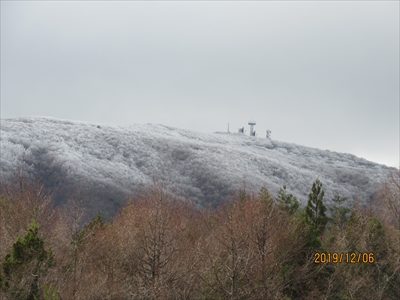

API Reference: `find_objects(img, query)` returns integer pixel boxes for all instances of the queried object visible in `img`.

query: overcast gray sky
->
[1,1,399,167]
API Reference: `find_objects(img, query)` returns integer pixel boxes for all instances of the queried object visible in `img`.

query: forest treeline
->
[0,171,399,300]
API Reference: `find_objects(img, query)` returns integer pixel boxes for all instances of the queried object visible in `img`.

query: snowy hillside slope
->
[0,117,394,218]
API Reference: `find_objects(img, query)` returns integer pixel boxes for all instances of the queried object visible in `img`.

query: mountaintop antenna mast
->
[248,120,256,136]
[266,129,271,139]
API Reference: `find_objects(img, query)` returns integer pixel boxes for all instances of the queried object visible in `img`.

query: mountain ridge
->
[0,117,394,219]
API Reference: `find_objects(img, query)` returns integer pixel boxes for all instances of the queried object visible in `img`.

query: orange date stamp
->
[314,252,375,264]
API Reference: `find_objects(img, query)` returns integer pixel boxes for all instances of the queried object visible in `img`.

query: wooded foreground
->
[0,171,399,300]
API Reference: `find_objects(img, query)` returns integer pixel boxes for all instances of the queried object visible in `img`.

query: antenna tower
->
[266,129,271,139]
[248,120,256,136]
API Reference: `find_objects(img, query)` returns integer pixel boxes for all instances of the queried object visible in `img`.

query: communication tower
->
[248,120,256,136]
[266,129,271,139]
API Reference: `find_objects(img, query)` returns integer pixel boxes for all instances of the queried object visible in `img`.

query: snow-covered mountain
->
[0,117,393,218]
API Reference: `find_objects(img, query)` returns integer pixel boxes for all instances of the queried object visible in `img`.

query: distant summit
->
[0,117,393,219]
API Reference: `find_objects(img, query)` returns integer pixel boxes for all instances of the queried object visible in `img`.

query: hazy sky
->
[1,1,399,167]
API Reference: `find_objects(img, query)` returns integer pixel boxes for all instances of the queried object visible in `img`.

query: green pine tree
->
[305,179,328,235]
[1,219,54,300]
[276,185,300,214]
[329,192,349,229]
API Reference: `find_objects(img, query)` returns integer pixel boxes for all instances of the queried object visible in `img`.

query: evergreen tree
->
[1,219,54,300]
[276,185,300,214]
[329,192,349,230]
[305,179,327,235]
